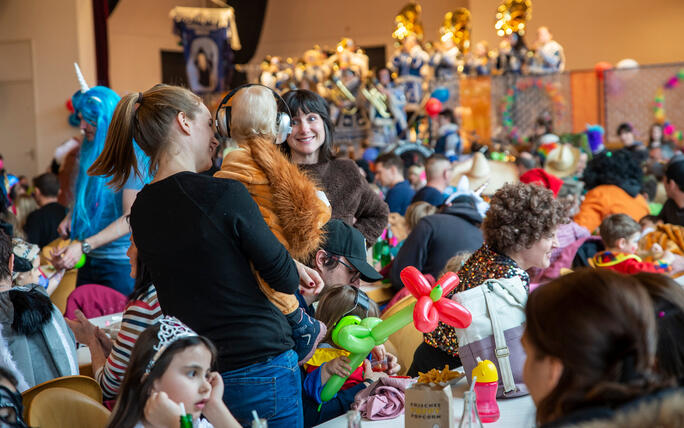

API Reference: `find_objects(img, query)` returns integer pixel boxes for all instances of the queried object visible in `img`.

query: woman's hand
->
[50,242,83,270]
[321,356,352,384]
[144,391,182,428]
[95,327,113,357]
[57,214,71,239]
[65,309,97,344]
[295,260,325,297]
[362,360,388,384]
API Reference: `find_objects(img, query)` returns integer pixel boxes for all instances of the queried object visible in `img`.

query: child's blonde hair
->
[405,201,437,231]
[229,85,278,141]
[13,195,37,230]
[440,251,473,276]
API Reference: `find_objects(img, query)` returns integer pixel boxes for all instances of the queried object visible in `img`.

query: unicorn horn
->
[74,62,89,93]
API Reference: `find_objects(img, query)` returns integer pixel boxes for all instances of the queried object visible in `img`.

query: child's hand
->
[206,372,224,407]
[321,356,352,384]
[651,243,663,255]
[371,345,386,362]
[362,360,388,384]
[144,391,182,428]
[203,372,241,427]
[386,352,401,375]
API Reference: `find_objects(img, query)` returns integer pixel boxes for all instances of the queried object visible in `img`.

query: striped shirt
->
[96,284,161,400]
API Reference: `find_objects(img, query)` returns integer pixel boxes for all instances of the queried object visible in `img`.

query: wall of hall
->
[107,0,684,91]
[0,0,95,177]
[107,0,203,94]
[469,0,684,70]
[254,0,467,69]
[107,0,468,92]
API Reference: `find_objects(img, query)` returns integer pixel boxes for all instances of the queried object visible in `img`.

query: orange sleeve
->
[574,188,605,233]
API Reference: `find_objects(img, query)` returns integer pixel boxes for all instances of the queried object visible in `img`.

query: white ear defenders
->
[214,83,293,144]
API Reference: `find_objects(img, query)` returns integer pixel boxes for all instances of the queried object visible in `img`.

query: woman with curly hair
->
[408,182,566,376]
[574,149,649,233]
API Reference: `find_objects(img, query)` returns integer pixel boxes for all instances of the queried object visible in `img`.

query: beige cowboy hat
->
[544,143,580,178]
[451,152,519,195]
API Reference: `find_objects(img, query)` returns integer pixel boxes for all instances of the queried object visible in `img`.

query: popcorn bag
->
[405,366,464,428]
[405,382,455,428]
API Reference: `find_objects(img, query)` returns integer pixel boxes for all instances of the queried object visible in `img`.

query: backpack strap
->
[482,281,516,394]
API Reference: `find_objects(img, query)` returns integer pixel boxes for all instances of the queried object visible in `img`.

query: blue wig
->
[71,86,150,241]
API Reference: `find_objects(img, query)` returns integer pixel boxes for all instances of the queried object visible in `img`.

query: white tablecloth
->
[314,377,536,427]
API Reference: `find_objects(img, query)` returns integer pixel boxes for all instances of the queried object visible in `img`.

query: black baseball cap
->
[322,220,383,282]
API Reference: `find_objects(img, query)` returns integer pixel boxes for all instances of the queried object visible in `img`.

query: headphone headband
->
[343,287,370,319]
[330,287,371,347]
[214,83,293,144]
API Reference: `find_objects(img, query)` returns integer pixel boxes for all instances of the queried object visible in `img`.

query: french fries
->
[416,365,464,384]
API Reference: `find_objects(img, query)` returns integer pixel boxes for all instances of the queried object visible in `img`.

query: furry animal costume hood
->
[215,136,330,260]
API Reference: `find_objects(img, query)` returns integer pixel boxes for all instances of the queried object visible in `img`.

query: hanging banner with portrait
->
[170,6,241,95]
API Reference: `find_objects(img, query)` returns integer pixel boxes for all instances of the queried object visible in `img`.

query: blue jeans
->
[76,256,134,296]
[222,350,303,428]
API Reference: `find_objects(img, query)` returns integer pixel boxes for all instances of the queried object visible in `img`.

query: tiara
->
[145,316,198,374]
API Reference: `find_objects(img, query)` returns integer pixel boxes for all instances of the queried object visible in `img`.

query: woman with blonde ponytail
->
[91,84,305,428]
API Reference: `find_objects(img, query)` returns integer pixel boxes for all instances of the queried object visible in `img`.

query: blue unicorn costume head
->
[70,64,150,242]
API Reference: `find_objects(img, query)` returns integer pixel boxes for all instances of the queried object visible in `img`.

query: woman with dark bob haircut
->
[523,269,683,427]
[574,149,649,233]
[281,89,388,243]
[409,182,566,376]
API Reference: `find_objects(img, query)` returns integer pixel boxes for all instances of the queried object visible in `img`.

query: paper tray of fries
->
[405,366,465,428]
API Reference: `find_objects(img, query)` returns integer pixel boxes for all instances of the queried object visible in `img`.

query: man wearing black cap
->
[660,155,684,227]
[297,220,382,310]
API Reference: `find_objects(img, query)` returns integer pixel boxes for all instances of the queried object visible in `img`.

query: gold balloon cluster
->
[440,7,471,53]
[393,2,424,41]
[495,0,532,37]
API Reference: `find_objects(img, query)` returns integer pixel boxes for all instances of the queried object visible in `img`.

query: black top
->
[23,202,67,247]
[130,172,299,372]
[657,199,684,227]
[390,198,484,291]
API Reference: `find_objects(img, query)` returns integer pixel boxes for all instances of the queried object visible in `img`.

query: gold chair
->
[22,375,102,422]
[40,237,78,313]
[380,295,422,375]
[49,269,78,313]
[27,387,110,428]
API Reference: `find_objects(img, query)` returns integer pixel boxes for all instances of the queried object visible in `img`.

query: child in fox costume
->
[215,85,331,363]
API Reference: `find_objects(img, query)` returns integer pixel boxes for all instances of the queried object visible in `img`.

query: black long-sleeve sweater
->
[130,172,298,372]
